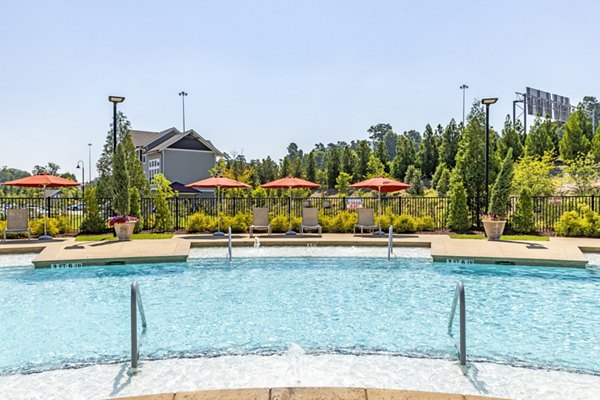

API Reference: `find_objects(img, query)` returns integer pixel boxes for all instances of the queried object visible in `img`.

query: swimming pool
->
[0,251,599,376]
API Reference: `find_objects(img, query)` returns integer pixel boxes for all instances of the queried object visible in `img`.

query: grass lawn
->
[450,233,549,241]
[76,233,174,241]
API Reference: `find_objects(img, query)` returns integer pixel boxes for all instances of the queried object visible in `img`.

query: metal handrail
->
[227,226,232,260]
[387,225,394,261]
[448,281,466,374]
[130,281,147,374]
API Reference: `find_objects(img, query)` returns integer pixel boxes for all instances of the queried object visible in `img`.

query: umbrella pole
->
[214,186,224,236]
[286,186,296,235]
[40,184,52,240]
[375,186,385,236]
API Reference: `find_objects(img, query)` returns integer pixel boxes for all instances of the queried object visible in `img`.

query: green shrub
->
[512,188,534,233]
[221,213,252,233]
[153,174,174,232]
[30,218,59,236]
[394,214,417,233]
[447,178,470,232]
[415,215,435,231]
[55,215,71,234]
[320,211,358,233]
[270,214,302,232]
[186,212,217,233]
[0,220,29,239]
[555,210,586,237]
[80,186,106,234]
[129,187,143,233]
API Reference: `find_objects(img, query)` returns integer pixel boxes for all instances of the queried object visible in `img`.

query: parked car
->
[67,203,84,211]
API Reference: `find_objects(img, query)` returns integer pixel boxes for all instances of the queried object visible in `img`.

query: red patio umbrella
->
[2,173,80,240]
[350,176,410,234]
[186,176,251,236]
[261,176,320,235]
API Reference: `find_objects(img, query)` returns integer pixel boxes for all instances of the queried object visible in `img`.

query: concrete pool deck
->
[115,387,506,400]
[0,233,595,268]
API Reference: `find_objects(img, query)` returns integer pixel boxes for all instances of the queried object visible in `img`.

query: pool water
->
[0,254,599,375]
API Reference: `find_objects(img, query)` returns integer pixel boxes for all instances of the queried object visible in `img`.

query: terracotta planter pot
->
[113,221,136,241]
[482,220,506,241]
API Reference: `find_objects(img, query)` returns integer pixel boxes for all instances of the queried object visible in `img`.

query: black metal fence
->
[0,195,595,233]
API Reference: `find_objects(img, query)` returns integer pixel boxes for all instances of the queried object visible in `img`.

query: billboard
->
[526,87,570,122]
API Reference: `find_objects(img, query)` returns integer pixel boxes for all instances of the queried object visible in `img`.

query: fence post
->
[593,195,596,213]
[174,197,180,230]
[46,196,51,219]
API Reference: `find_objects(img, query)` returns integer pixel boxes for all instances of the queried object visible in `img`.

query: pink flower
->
[109,215,138,227]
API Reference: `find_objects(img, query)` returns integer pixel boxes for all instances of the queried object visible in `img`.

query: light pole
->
[88,143,92,183]
[481,98,498,211]
[108,96,125,153]
[178,91,188,132]
[460,84,469,128]
[76,160,85,197]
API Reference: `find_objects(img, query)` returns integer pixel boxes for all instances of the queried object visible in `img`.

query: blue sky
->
[1,1,597,179]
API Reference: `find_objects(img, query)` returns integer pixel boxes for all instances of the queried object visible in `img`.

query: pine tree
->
[122,131,150,196]
[447,175,470,232]
[559,108,591,161]
[404,165,424,195]
[129,187,143,233]
[591,125,600,162]
[524,117,554,157]
[391,134,416,181]
[417,124,438,177]
[354,140,371,181]
[431,163,446,189]
[497,115,523,161]
[438,119,460,168]
[374,141,390,173]
[80,186,105,233]
[340,146,356,177]
[153,173,174,232]
[511,187,534,233]
[96,111,131,199]
[454,102,487,201]
[436,168,451,196]
[280,156,291,178]
[112,142,130,216]
[305,151,317,182]
[335,172,353,196]
[488,148,514,216]
[327,148,341,188]
[367,154,386,178]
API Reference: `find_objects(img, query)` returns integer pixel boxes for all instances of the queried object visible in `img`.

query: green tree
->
[524,117,554,157]
[340,146,356,177]
[280,156,291,178]
[129,187,143,233]
[367,123,393,142]
[511,187,534,234]
[391,134,416,181]
[497,115,523,161]
[383,130,398,159]
[590,125,600,162]
[374,141,390,173]
[152,173,175,232]
[436,168,451,196]
[431,163,446,189]
[404,165,424,195]
[335,172,353,196]
[559,108,591,161]
[354,140,371,181]
[488,148,514,216]
[326,148,341,188]
[122,131,150,196]
[454,102,487,200]
[564,154,598,195]
[438,119,460,168]
[447,175,470,232]
[367,154,386,178]
[96,111,131,198]
[305,151,317,182]
[512,153,556,196]
[112,142,130,216]
[79,186,105,233]
[417,124,438,177]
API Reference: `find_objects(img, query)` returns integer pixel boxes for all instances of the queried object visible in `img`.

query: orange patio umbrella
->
[2,172,80,240]
[186,176,251,236]
[350,176,410,235]
[261,176,320,235]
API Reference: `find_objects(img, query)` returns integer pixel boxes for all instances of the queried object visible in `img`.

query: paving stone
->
[174,388,270,400]
[114,393,175,400]
[366,389,464,400]
[271,387,366,400]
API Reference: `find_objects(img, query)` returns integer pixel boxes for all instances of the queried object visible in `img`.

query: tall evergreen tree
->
[447,174,470,232]
[497,115,523,161]
[305,151,317,182]
[122,132,150,196]
[488,148,514,216]
[280,156,291,178]
[417,124,439,177]
[340,146,356,177]
[326,148,341,188]
[96,111,131,198]
[438,119,460,168]
[524,117,554,157]
[112,142,130,216]
[559,108,591,161]
[374,141,390,173]
[367,123,393,142]
[354,140,371,181]
[391,134,416,181]
[383,130,398,159]
[405,166,424,195]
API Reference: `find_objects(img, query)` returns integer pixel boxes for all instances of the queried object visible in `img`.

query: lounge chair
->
[300,207,322,237]
[353,208,380,235]
[249,207,271,237]
[2,209,31,241]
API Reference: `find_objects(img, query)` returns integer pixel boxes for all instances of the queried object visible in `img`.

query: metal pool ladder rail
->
[130,281,147,374]
[227,226,232,260]
[448,281,467,374]
[387,225,394,260]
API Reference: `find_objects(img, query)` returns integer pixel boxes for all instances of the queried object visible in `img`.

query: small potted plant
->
[483,148,514,241]
[109,215,138,240]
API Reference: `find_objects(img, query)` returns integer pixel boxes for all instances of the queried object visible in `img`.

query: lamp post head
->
[108,96,125,104]
[179,91,188,97]
[460,84,469,90]
[482,98,498,106]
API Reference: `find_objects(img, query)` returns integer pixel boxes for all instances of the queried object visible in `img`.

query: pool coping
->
[0,234,596,268]
[113,387,507,400]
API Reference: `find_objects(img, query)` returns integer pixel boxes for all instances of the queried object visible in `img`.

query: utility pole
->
[179,91,188,132]
[460,84,469,128]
